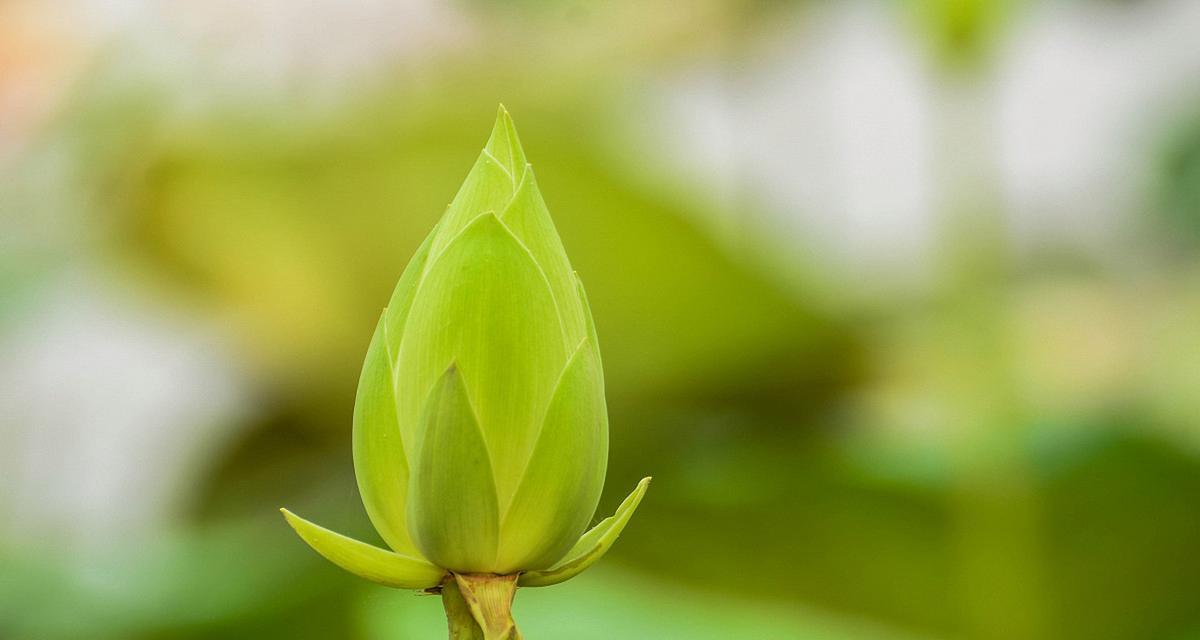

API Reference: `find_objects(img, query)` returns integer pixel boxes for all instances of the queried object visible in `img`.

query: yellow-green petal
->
[574,274,603,372]
[280,509,444,589]
[353,227,438,556]
[500,166,587,346]
[518,477,651,587]
[352,314,416,555]
[484,104,527,185]
[407,365,501,572]
[428,108,525,259]
[495,339,608,573]
[383,222,439,361]
[395,213,568,506]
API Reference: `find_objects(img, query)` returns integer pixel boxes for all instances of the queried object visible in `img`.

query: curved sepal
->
[517,476,651,587]
[495,339,608,573]
[280,509,444,589]
[407,365,501,572]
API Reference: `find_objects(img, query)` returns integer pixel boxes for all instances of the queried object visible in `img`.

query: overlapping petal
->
[501,167,587,346]
[394,212,568,506]
[428,107,526,260]
[351,314,416,555]
[495,338,608,573]
[408,365,501,572]
[518,477,651,587]
[283,107,649,590]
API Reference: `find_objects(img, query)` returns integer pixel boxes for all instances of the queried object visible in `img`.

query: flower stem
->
[441,573,522,640]
[442,577,484,639]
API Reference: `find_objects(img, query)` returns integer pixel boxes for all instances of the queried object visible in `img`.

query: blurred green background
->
[2,0,1199,638]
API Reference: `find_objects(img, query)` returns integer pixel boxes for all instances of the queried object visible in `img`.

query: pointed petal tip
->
[484,107,527,181]
[495,104,518,130]
[408,359,501,572]
[491,105,517,135]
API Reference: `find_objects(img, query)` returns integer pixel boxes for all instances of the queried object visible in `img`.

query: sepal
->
[280,509,444,589]
[517,477,650,587]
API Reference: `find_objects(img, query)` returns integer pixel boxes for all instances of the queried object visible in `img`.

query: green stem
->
[442,578,485,640]
[440,573,521,640]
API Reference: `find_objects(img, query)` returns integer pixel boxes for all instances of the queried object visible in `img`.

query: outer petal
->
[407,365,501,572]
[575,274,603,371]
[352,315,416,554]
[353,227,438,556]
[280,509,444,589]
[383,222,439,360]
[500,167,587,346]
[518,477,651,588]
[495,338,608,573]
[395,213,568,506]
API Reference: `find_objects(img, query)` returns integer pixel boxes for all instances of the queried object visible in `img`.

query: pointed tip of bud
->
[485,106,527,184]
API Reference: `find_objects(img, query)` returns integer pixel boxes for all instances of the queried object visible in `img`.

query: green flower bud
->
[281,107,649,592]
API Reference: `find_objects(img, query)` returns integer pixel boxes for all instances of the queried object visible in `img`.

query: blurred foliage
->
[1158,106,1200,246]
[906,0,1016,70]
[3,2,1200,639]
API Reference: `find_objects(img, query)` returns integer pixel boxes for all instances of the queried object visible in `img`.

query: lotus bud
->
[280,107,650,637]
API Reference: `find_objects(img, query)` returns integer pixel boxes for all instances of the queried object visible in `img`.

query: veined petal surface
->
[495,338,608,573]
[428,107,525,260]
[353,227,438,556]
[352,315,416,555]
[407,365,501,572]
[501,167,587,346]
[383,223,439,361]
[395,213,568,505]
[484,105,527,183]
[518,477,651,587]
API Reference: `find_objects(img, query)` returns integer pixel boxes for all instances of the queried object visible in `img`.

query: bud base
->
[440,573,522,640]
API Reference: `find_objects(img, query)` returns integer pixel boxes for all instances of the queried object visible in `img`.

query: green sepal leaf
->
[352,314,416,555]
[407,365,501,572]
[395,213,568,506]
[495,338,608,573]
[518,476,651,587]
[279,509,444,589]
